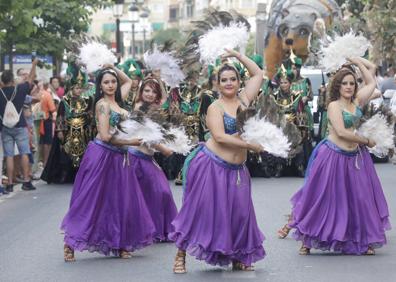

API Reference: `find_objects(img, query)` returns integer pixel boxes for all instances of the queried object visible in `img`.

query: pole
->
[255,3,267,55]
[116,18,121,63]
[131,23,136,57]
[143,29,146,53]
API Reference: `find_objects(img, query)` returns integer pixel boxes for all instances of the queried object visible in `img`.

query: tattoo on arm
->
[98,103,109,116]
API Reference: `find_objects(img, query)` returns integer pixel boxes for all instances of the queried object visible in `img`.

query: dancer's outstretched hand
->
[248,142,264,153]
[367,139,376,148]
[130,138,143,146]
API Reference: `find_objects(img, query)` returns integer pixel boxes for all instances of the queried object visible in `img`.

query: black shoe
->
[5,184,14,193]
[0,186,9,195]
[21,181,36,191]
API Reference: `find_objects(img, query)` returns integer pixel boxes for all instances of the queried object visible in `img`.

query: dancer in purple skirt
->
[289,57,390,255]
[128,77,178,242]
[170,49,266,273]
[62,65,155,262]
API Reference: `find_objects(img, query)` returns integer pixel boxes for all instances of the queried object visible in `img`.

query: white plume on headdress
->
[163,126,194,155]
[319,31,371,72]
[198,22,249,65]
[241,115,291,158]
[115,118,164,145]
[144,47,185,88]
[79,42,117,73]
[357,113,395,157]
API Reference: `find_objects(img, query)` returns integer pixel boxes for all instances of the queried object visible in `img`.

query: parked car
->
[300,67,328,138]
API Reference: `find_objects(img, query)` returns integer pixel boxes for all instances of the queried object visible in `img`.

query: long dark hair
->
[94,68,124,108]
[327,69,358,106]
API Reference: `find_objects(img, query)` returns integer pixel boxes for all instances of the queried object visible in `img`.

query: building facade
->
[88,0,272,59]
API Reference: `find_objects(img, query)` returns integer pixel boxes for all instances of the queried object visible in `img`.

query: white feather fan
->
[320,31,371,72]
[198,22,249,65]
[79,42,117,73]
[143,47,185,88]
[162,126,194,155]
[241,116,291,158]
[357,113,395,157]
[115,118,164,145]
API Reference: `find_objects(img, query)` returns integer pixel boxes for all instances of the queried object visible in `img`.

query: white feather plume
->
[144,47,185,87]
[357,113,395,157]
[241,116,291,158]
[319,31,371,72]
[115,118,164,145]
[198,22,249,65]
[163,126,194,155]
[79,42,117,73]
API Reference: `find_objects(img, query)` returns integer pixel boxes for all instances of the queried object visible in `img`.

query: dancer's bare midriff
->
[206,136,247,165]
[327,126,359,151]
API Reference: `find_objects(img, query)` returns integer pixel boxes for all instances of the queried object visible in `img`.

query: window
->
[186,2,194,18]
[241,0,255,8]
[169,6,178,22]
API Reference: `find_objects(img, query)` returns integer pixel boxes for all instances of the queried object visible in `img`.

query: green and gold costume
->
[41,63,94,183]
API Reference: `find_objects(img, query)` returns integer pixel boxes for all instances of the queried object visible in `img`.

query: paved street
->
[0,163,395,282]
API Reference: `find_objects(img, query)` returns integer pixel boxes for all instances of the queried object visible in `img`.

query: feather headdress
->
[181,8,250,72]
[319,31,371,72]
[143,46,185,88]
[79,41,117,73]
[198,22,249,65]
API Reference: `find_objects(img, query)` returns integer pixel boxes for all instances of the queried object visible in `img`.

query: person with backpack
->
[0,129,6,195]
[0,60,38,192]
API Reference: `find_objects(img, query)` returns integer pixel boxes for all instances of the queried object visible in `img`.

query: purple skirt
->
[169,146,265,266]
[61,139,155,256]
[290,139,391,254]
[128,148,178,241]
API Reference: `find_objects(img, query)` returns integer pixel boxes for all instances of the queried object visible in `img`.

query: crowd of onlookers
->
[0,60,66,195]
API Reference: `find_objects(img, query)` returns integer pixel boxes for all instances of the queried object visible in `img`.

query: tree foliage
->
[334,0,396,67]
[0,0,109,72]
[363,0,396,67]
[151,28,187,50]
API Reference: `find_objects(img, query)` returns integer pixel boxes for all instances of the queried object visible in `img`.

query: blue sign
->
[4,54,53,64]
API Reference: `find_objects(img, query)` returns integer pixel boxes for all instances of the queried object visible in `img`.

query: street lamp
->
[113,0,124,63]
[128,3,139,58]
[140,9,150,53]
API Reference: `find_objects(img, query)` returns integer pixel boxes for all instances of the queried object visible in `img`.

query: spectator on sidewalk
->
[39,81,57,167]
[0,130,7,195]
[380,68,396,93]
[0,60,38,192]
[50,76,65,100]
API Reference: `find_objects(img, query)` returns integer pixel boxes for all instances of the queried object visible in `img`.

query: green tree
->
[0,0,109,73]
[151,28,187,49]
[0,0,40,70]
[363,0,396,67]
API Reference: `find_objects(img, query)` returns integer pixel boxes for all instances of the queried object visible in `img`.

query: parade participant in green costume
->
[117,59,143,112]
[41,63,94,183]
[264,65,306,177]
[198,64,220,142]
[159,71,201,182]
[284,52,313,173]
